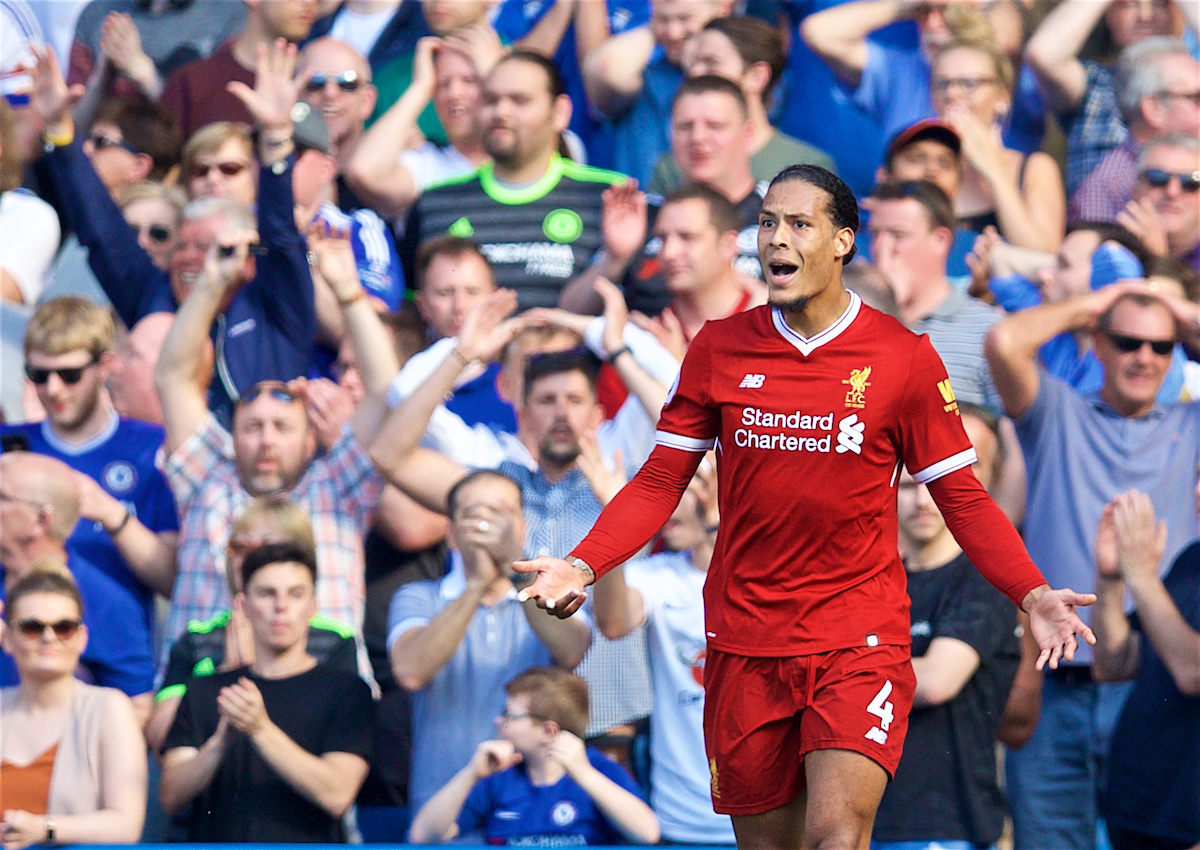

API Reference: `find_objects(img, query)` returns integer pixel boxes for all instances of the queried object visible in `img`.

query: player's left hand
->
[218,676,270,736]
[1025,585,1096,670]
[512,556,589,618]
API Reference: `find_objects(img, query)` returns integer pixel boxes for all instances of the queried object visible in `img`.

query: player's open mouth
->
[768,262,798,282]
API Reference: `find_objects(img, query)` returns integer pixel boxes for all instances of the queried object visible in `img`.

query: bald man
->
[0,453,155,717]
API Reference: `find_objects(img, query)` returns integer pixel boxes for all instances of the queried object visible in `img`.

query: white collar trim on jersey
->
[772,290,861,356]
[39,408,119,456]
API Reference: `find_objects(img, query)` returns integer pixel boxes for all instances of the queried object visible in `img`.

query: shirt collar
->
[772,291,861,356]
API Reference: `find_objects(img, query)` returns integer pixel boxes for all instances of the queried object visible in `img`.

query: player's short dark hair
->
[522,348,599,404]
[415,235,495,292]
[768,165,860,264]
[673,74,749,120]
[240,541,318,590]
[506,667,589,738]
[1065,221,1152,271]
[702,16,786,97]
[661,185,742,236]
[446,469,523,518]
[94,97,180,181]
[871,180,957,234]
[495,49,566,100]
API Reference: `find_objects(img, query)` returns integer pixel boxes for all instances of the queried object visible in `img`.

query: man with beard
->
[400,50,624,310]
[514,165,1095,850]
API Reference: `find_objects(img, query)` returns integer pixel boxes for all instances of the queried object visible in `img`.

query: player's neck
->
[51,398,116,447]
[778,285,851,339]
[904,534,962,572]
[251,643,318,679]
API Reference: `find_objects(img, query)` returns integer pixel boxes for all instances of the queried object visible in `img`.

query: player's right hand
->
[513,557,589,618]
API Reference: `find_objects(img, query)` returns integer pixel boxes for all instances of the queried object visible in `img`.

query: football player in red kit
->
[515,165,1095,850]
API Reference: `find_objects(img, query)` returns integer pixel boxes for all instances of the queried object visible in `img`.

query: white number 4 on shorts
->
[864,681,894,745]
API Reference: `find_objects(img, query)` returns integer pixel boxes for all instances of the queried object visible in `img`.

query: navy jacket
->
[45,142,315,426]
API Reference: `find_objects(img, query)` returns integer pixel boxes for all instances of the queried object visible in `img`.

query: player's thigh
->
[803,748,889,850]
[730,792,806,850]
[704,650,808,816]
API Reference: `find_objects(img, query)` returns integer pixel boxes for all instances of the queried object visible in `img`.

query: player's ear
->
[833,227,856,262]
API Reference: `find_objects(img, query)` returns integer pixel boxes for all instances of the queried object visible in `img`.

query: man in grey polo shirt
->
[387,469,591,818]
[869,179,1002,412]
[986,282,1200,850]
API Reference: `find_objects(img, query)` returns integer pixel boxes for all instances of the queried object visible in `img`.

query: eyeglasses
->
[0,490,52,512]
[304,71,363,93]
[499,708,538,722]
[931,76,998,96]
[1154,90,1200,106]
[14,618,82,640]
[190,161,249,180]
[1105,332,1174,356]
[1140,168,1200,193]
[25,355,100,385]
[88,134,141,155]
[237,382,298,405]
[130,222,173,244]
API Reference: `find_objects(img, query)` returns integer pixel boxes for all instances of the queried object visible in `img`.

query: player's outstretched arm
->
[1022,585,1097,671]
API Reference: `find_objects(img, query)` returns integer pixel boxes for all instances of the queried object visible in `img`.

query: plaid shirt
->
[162,416,383,680]
[1069,137,1140,224]
[1061,60,1128,196]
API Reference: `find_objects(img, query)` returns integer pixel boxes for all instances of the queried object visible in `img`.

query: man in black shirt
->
[160,542,373,843]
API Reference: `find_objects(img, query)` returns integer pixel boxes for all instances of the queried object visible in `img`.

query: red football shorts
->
[702,645,915,815]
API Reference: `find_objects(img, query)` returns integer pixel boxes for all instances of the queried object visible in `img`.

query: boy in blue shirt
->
[409,667,659,845]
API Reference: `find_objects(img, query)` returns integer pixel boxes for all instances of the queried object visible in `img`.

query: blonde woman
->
[0,560,146,849]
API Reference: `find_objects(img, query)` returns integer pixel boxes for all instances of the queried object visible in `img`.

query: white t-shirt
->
[398,142,477,192]
[327,5,395,58]
[0,189,61,304]
[624,552,736,844]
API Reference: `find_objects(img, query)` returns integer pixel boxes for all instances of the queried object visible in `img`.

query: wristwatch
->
[565,556,596,586]
[45,818,56,844]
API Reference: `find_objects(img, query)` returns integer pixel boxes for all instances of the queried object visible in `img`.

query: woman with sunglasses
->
[931,39,1066,254]
[179,121,258,206]
[117,181,187,272]
[0,560,147,849]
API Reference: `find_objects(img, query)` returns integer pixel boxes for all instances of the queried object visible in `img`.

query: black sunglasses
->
[305,71,362,93]
[1140,168,1200,193]
[130,222,173,243]
[89,134,141,155]
[15,618,82,640]
[25,355,101,385]
[1106,332,1174,356]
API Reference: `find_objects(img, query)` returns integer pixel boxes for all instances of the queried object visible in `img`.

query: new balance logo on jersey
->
[865,726,889,745]
[739,373,766,389]
[835,414,865,454]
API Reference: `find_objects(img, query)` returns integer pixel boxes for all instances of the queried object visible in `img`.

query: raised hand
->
[1111,490,1166,587]
[100,12,154,83]
[1094,503,1119,581]
[306,221,363,304]
[630,308,686,362]
[409,36,442,102]
[945,106,1007,185]
[595,277,629,356]
[202,228,260,293]
[1116,198,1169,257]
[601,181,648,264]
[301,377,356,450]
[22,44,83,127]
[442,25,507,78]
[456,289,520,363]
[577,432,625,507]
[220,594,256,672]
[227,39,308,133]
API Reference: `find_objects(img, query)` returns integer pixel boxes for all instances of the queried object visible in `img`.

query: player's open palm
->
[513,557,588,618]
[1028,587,1097,671]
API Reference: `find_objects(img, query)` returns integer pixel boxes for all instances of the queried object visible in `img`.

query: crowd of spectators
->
[0,0,1199,847]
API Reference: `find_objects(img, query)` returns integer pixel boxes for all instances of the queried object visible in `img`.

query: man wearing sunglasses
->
[1121,133,1200,274]
[2,297,178,677]
[986,280,1200,850]
[0,452,155,718]
[1071,38,1199,223]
